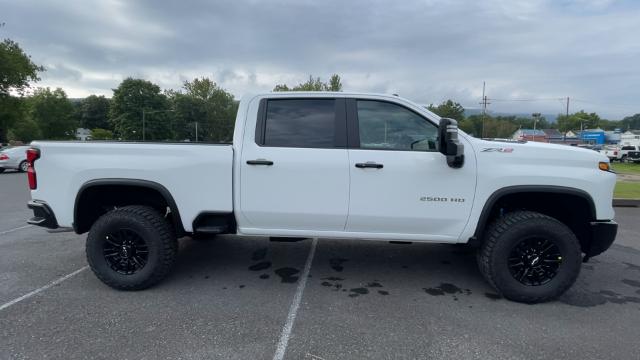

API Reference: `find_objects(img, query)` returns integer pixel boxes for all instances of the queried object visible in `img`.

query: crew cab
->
[26,92,618,303]
[602,145,640,162]
[620,145,640,162]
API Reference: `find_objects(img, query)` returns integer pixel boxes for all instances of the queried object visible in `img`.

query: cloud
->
[1,0,639,118]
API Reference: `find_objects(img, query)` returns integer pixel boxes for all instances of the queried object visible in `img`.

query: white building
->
[76,128,92,141]
[620,130,640,146]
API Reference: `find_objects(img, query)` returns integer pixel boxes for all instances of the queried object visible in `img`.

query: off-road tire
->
[477,211,582,303]
[86,205,178,290]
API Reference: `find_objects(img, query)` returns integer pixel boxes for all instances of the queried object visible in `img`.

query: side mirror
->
[438,118,464,168]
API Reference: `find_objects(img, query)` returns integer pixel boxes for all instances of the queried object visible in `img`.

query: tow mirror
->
[438,118,464,168]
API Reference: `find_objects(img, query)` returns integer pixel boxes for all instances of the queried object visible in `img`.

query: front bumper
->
[585,220,617,258]
[27,200,59,229]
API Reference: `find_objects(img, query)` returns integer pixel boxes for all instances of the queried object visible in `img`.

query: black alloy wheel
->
[508,237,562,286]
[103,229,149,275]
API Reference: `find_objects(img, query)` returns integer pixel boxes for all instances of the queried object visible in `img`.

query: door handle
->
[355,162,383,169]
[247,159,274,166]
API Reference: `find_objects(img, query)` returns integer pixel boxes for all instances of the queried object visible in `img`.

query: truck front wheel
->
[86,205,178,290]
[477,211,582,303]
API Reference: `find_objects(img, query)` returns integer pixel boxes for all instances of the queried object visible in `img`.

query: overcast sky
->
[2,0,639,118]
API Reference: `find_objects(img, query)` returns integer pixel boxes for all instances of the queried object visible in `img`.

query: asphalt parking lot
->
[1,170,640,360]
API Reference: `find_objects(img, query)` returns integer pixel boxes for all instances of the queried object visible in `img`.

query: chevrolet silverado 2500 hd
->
[26,92,618,303]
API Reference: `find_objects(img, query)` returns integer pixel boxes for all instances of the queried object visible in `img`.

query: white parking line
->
[273,238,318,360]
[0,266,89,312]
[0,224,33,236]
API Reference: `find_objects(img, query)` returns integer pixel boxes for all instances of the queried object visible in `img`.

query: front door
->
[239,97,350,232]
[346,99,476,241]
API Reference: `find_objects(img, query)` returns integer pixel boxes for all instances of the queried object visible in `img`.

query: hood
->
[472,138,609,165]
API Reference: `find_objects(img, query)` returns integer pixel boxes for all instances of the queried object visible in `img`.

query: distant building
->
[575,128,605,145]
[604,131,621,144]
[620,130,640,146]
[541,129,563,141]
[76,128,91,141]
[512,129,548,142]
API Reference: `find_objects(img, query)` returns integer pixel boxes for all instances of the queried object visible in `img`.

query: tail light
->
[0,153,8,160]
[26,148,40,190]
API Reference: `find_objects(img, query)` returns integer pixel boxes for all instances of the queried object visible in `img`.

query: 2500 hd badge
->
[420,196,466,203]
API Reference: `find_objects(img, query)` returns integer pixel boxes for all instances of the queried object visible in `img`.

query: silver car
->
[0,146,29,173]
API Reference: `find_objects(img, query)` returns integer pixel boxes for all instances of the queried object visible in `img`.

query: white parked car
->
[0,146,29,173]
[26,92,617,303]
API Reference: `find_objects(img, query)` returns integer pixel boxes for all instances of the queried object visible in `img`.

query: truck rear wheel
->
[86,205,178,290]
[477,211,582,303]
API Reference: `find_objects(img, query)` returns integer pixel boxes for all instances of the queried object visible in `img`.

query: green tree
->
[109,78,171,141]
[427,100,465,121]
[90,128,113,140]
[29,87,76,139]
[0,38,44,142]
[459,114,519,139]
[173,77,238,142]
[80,95,111,130]
[168,91,206,141]
[327,74,343,91]
[0,39,44,96]
[556,110,601,133]
[8,117,41,143]
[273,74,343,92]
[620,114,640,130]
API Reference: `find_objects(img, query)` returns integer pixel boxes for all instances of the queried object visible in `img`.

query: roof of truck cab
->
[251,91,403,98]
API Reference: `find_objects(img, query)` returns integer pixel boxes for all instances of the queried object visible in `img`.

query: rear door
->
[239,97,350,232]
[345,98,476,241]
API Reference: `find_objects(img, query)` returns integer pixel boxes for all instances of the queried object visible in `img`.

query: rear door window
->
[262,99,338,148]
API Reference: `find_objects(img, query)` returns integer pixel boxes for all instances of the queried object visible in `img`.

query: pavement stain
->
[248,261,272,271]
[621,279,640,288]
[259,274,269,279]
[349,287,369,298]
[561,288,640,307]
[275,267,300,283]
[485,292,502,300]
[622,262,640,272]
[329,258,349,272]
[320,277,389,296]
[423,283,472,301]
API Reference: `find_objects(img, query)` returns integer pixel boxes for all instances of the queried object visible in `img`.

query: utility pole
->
[142,111,146,141]
[532,113,541,142]
[195,122,198,142]
[566,97,570,118]
[480,82,490,138]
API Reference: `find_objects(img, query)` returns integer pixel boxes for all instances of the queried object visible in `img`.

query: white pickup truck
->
[26,92,618,303]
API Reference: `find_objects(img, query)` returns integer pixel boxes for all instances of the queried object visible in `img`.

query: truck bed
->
[30,141,233,232]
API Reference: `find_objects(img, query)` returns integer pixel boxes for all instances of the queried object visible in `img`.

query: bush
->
[91,128,113,140]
